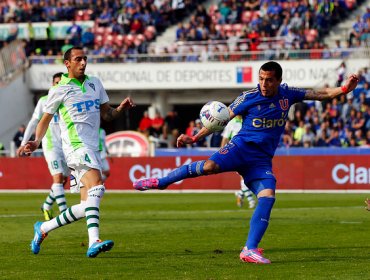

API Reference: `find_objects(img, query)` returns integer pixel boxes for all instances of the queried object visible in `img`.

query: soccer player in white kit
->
[221,115,255,209]
[17,73,69,221]
[24,47,135,258]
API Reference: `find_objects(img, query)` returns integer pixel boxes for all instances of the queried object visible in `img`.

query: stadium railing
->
[28,47,370,64]
[0,40,29,86]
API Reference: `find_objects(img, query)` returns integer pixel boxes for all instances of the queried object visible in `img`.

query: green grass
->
[0,193,369,279]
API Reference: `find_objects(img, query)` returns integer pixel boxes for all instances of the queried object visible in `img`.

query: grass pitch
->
[0,192,369,279]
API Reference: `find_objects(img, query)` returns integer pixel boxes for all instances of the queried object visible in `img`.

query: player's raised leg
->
[134,160,215,191]
[31,201,86,254]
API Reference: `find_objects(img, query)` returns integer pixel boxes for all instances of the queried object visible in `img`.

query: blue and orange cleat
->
[133,178,160,191]
[86,240,114,258]
[30,221,47,254]
[240,246,270,264]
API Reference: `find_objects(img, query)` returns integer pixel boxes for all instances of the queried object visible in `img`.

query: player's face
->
[258,70,282,97]
[65,49,87,80]
[52,76,61,86]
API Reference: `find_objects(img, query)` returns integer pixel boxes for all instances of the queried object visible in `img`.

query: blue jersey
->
[230,84,306,157]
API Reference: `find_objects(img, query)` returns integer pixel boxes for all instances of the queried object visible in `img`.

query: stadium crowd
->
[1,0,368,61]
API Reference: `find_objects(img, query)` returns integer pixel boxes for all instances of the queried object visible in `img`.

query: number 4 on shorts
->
[85,154,91,163]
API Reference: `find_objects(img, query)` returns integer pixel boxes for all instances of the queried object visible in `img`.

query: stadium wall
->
[0,154,369,191]
[0,74,33,149]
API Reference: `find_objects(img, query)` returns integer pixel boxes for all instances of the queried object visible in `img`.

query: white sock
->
[41,201,86,233]
[85,185,105,247]
[51,183,67,213]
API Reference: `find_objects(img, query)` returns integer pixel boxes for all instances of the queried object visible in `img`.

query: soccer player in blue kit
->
[134,61,359,264]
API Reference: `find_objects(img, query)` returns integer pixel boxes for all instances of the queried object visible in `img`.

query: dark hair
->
[260,61,283,80]
[52,72,63,81]
[63,46,83,61]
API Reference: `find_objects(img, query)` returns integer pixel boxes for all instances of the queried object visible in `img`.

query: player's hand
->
[116,97,135,112]
[16,146,26,157]
[342,74,359,94]
[365,198,370,211]
[23,140,40,156]
[177,134,195,147]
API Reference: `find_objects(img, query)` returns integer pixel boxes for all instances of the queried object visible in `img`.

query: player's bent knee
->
[203,160,220,175]
[257,188,275,198]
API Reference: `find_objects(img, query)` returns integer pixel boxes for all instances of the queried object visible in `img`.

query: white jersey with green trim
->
[221,117,243,140]
[21,95,62,152]
[44,74,109,156]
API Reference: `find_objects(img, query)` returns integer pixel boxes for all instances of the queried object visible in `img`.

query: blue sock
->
[158,160,206,189]
[246,197,275,249]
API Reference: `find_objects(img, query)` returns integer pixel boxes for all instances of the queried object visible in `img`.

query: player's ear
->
[64,59,70,68]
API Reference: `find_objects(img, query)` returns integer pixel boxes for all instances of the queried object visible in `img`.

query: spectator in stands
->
[138,111,152,136]
[327,127,341,147]
[163,110,180,148]
[185,120,195,137]
[191,119,206,147]
[81,28,95,48]
[97,7,113,27]
[293,120,305,146]
[13,125,25,148]
[349,15,366,47]
[66,21,82,46]
[6,18,18,43]
[61,39,74,54]
[149,111,164,139]
[336,61,346,87]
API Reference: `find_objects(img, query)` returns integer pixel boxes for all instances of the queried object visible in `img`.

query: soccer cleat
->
[87,240,114,258]
[30,221,47,254]
[235,192,244,208]
[41,207,53,221]
[133,178,160,191]
[240,246,270,264]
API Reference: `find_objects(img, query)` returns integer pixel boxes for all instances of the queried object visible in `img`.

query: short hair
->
[260,61,283,80]
[52,72,63,81]
[64,46,83,61]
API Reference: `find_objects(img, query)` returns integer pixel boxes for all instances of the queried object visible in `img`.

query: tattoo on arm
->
[304,89,326,101]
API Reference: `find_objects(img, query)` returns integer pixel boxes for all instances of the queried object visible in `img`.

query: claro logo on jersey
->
[332,163,370,184]
[252,112,288,128]
[72,99,100,112]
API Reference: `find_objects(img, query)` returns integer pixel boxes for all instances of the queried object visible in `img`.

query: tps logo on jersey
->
[236,67,252,83]
[88,83,95,91]
[279,99,289,110]
[72,99,100,112]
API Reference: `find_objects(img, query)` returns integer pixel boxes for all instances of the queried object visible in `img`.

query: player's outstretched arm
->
[22,113,53,156]
[100,97,135,121]
[177,126,213,147]
[304,74,359,101]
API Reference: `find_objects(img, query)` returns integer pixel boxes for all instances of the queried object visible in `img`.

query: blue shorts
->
[209,141,276,193]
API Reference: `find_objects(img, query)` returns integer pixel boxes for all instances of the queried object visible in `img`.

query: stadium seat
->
[114,34,125,47]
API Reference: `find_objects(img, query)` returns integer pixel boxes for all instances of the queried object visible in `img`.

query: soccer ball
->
[199,101,230,132]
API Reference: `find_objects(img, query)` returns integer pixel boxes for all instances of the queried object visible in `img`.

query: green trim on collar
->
[59,74,90,93]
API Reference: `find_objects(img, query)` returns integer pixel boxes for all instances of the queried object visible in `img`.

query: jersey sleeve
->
[32,98,45,120]
[96,78,109,105]
[287,86,307,104]
[229,92,249,116]
[44,87,64,115]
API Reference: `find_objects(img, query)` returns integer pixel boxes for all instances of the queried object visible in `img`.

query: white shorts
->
[66,147,102,193]
[44,149,69,177]
[101,157,110,172]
